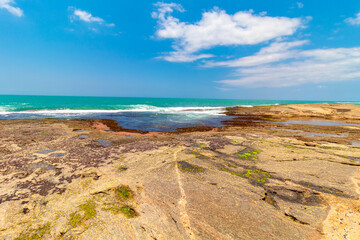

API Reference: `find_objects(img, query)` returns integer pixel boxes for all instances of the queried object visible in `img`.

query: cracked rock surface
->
[0,104,360,239]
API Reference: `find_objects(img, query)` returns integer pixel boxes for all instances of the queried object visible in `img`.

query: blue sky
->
[1,0,360,100]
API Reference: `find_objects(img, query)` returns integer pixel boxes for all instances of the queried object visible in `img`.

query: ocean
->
[0,95,356,132]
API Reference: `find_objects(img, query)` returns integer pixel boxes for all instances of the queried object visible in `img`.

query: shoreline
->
[92,103,360,137]
[0,103,360,134]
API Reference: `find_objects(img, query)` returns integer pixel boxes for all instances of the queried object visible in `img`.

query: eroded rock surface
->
[0,104,359,239]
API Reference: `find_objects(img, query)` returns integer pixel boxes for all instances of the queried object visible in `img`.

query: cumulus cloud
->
[69,7,115,28]
[217,44,360,87]
[206,40,309,67]
[345,12,360,25]
[73,9,104,23]
[152,2,304,62]
[152,3,360,88]
[0,0,23,17]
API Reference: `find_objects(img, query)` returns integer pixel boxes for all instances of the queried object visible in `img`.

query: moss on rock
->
[15,223,51,240]
[67,199,97,228]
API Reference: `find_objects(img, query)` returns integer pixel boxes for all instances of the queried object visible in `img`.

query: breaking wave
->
[0,104,228,117]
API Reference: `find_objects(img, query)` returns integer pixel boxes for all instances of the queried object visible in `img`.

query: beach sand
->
[0,103,359,239]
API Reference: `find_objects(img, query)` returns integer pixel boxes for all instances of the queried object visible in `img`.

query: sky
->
[1,0,360,100]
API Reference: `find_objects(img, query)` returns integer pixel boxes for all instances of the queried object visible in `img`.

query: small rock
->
[78,135,89,139]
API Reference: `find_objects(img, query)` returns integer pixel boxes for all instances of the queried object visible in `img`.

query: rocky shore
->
[0,103,359,239]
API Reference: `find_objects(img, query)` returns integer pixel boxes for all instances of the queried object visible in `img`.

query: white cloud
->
[206,40,309,67]
[159,52,214,62]
[217,44,360,87]
[0,0,23,17]
[152,3,360,88]
[296,2,304,9]
[345,12,360,25]
[73,9,104,23]
[69,7,115,28]
[152,2,304,62]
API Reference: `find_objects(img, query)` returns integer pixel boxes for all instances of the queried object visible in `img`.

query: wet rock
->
[349,157,360,162]
[36,149,56,154]
[78,135,89,139]
[97,139,111,147]
[50,153,66,158]
[28,162,55,171]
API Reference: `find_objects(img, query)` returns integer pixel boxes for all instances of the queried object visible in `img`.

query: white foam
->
[0,106,10,115]
[0,105,227,117]
[240,105,253,108]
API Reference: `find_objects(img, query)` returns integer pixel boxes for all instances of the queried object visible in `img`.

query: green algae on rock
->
[114,185,134,202]
[67,200,97,228]
[242,169,271,183]
[99,185,138,218]
[15,223,51,240]
[120,205,137,218]
[237,148,260,160]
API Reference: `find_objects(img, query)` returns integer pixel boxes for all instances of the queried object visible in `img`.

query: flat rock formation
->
[0,103,359,239]
[226,103,360,121]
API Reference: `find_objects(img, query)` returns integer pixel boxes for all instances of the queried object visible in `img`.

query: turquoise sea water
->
[0,95,357,131]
